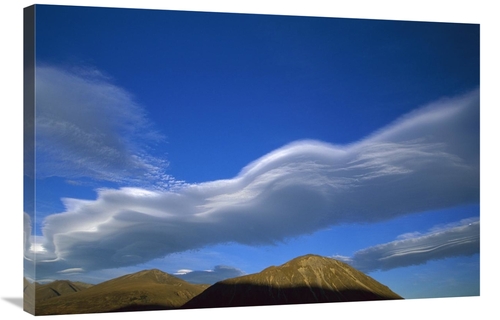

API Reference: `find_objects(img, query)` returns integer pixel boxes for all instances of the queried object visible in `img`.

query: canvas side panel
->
[23,4,36,316]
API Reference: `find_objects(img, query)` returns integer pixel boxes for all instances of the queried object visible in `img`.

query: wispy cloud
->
[32,90,479,279]
[175,265,245,284]
[23,212,32,256]
[57,268,85,274]
[334,218,479,273]
[34,65,174,188]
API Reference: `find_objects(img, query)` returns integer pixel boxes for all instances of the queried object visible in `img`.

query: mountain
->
[34,269,209,315]
[182,254,403,309]
[35,280,93,302]
[23,278,35,314]
[31,255,402,315]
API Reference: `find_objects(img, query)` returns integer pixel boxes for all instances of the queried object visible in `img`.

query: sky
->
[22,3,480,301]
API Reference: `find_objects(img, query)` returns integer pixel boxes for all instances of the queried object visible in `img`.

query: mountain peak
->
[115,268,179,284]
[130,268,165,275]
[34,268,208,315]
[283,253,331,266]
[132,268,167,276]
[183,254,402,308]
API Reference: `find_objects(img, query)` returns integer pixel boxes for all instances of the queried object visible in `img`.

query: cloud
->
[57,268,85,274]
[174,269,194,275]
[334,218,479,273]
[33,90,479,279]
[23,212,32,256]
[34,65,173,188]
[175,265,245,284]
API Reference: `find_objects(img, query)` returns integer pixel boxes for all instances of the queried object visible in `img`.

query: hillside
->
[35,279,93,302]
[23,278,35,314]
[31,254,403,315]
[183,254,403,308]
[34,269,209,315]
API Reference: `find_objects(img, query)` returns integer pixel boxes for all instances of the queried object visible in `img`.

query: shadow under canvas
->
[3,297,24,309]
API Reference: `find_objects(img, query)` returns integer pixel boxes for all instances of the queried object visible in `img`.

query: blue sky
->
[24,4,480,300]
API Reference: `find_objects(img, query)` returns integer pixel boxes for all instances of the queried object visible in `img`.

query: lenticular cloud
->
[336,218,480,273]
[35,90,479,278]
[34,65,170,187]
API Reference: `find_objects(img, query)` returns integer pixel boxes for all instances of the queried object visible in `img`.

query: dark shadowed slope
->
[35,269,208,315]
[183,254,403,309]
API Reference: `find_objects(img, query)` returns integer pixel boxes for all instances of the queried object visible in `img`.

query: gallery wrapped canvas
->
[23,3,479,316]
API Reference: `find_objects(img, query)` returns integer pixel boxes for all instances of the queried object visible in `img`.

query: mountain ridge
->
[182,254,402,308]
[33,268,209,315]
[29,254,402,315]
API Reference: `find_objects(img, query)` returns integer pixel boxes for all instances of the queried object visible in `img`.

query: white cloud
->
[336,218,479,273]
[23,212,32,256]
[396,232,422,240]
[58,268,85,274]
[175,265,245,284]
[34,65,174,188]
[33,90,479,279]
[174,269,193,275]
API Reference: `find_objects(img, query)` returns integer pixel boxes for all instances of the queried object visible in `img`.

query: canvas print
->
[23,4,480,316]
